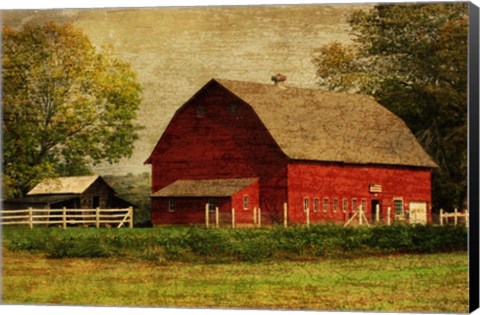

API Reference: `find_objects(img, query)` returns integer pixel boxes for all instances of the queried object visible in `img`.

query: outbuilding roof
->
[4,194,79,205]
[151,178,258,197]
[27,175,101,195]
[214,79,437,168]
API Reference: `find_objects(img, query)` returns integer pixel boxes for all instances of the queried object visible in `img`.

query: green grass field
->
[2,249,468,312]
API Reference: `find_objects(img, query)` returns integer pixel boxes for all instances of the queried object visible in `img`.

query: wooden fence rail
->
[0,207,133,229]
[440,208,468,227]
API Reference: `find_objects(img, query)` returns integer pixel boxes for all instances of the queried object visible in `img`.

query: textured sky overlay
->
[3,4,371,174]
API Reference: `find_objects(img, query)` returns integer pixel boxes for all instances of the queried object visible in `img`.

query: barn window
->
[197,105,205,118]
[333,198,338,213]
[352,199,357,212]
[361,199,367,212]
[394,198,404,215]
[168,199,175,212]
[229,103,238,115]
[313,198,319,212]
[323,198,328,212]
[243,195,249,210]
[303,197,309,212]
[208,198,216,212]
[342,199,348,213]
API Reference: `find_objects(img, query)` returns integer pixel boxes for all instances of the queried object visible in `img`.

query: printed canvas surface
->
[1,2,471,313]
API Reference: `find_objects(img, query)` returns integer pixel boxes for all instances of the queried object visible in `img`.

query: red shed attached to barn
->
[145,77,437,226]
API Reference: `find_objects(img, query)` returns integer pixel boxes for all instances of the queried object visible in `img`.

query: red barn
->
[145,77,437,226]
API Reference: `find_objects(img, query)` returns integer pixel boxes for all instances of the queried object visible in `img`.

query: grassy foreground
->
[2,249,468,312]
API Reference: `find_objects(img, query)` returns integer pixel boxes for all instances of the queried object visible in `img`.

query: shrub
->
[2,224,468,263]
[46,236,109,258]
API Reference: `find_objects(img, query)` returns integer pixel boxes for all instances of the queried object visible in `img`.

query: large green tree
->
[2,22,142,198]
[312,3,468,211]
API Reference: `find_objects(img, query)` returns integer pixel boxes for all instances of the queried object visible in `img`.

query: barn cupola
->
[271,73,287,89]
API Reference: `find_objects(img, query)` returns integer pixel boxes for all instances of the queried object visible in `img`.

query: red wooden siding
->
[231,179,260,224]
[151,180,260,225]
[287,162,432,224]
[151,197,230,225]
[149,83,288,225]
[147,80,434,226]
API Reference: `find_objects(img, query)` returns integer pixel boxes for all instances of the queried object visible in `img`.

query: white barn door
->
[409,202,427,225]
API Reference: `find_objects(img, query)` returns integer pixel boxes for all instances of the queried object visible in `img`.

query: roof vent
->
[271,74,287,89]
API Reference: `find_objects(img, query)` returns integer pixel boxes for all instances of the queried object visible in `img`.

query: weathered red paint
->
[151,197,230,225]
[148,82,287,225]
[151,180,260,225]
[287,162,432,224]
[147,81,433,226]
[231,179,260,224]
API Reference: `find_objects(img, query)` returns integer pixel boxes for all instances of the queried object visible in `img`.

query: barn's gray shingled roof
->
[151,178,258,197]
[214,79,437,168]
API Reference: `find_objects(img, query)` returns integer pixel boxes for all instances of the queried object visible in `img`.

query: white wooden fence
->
[204,203,263,228]
[0,207,133,229]
[440,208,468,227]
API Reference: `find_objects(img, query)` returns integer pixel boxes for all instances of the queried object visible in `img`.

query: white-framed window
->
[352,198,357,212]
[361,199,367,212]
[342,198,348,213]
[323,198,329,212]
[303,197,309,212]
[333,198,338,213]
[313,198,319,213]
[393,198,404,215]
[243,195,249,210]
[208,198,216,212]
[168,199,175,212]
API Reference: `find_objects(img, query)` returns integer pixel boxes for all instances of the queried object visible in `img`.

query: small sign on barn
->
[369,184,382,193]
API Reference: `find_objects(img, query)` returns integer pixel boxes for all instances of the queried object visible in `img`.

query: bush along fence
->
[0,207,133,229]
[440,209,468,227]
[1,224,468,261]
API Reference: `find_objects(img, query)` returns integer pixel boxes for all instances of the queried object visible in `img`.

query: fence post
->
[232,208,235,229]
[258,208,262,228]
[306,207,310,227]
[96,207,100,228]
[28,207,33,229]
[253,207,257,227]
[387,207,391,226]
[129,206,133,228]
[375,204,380,223]
[215,207,219,228]
[62,207,67,229]
[205,203,209,228]
[454,208,458,226]
[440,208,443,226]
[359,205,363,226]
[283,202,288,228]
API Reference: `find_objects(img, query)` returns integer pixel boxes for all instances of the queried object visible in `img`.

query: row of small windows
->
[196,103,238,118]
[168,197,404,213]
[304,197,350,213]
[303,197,404,213]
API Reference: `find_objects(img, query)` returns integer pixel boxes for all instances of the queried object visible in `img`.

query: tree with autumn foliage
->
[312,3,468,211]
[2,22,142,198]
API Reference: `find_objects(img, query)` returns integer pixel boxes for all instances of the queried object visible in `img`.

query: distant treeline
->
[104,172,151,225]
